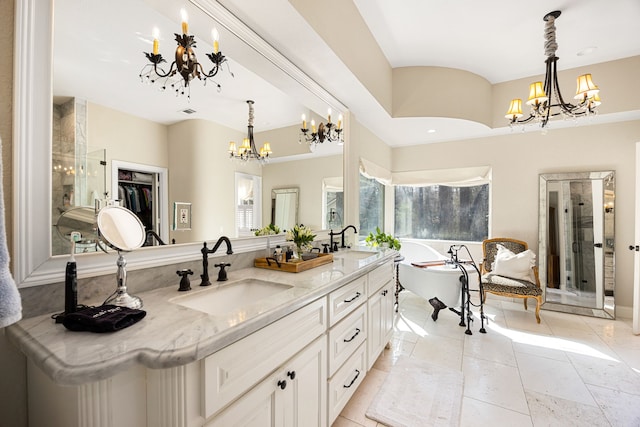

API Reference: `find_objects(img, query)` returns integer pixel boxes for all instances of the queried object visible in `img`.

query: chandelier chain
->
[543,16,558,58]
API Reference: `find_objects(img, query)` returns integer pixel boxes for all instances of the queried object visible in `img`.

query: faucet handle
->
[176,269,194,292]
[214,262,231,281]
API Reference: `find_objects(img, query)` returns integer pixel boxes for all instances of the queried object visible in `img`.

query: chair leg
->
[534,297,541,324]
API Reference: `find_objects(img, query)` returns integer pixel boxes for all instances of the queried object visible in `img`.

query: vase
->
[295,245,305,259]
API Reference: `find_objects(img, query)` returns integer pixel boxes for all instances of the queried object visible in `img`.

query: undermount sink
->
[171,279,293,316]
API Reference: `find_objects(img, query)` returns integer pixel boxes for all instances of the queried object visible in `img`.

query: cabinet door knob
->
[629,245,640,251]
[277,379,287,390]
[287,371,296,380]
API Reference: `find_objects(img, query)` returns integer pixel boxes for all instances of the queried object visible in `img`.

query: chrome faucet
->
[200,237,233,286]
[329,225,358,251]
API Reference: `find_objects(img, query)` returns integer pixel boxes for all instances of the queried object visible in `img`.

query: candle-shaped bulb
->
[180,8,189,34]
[327,108,332,123]
[337,114,343,130]
[311,119,316,133]
[152,27,160,55]
[301,114,307,129]
[212,28,220,54]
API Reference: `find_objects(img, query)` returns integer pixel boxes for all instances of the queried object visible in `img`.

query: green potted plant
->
[365,227,401,251]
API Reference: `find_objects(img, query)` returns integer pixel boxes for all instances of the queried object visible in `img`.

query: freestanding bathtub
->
[398,241,478,309]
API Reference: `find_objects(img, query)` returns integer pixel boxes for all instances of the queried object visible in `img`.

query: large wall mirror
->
[539,171,615,319]
[14,0,345,287]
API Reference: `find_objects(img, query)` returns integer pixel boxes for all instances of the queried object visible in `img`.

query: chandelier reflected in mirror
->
[139,8,233,99]
[505,11,601,129]
[299,109,344,149]
[228,100,273,164]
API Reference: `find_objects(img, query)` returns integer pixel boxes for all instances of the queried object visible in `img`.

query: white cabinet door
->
[380,280,395,348]
[206,335,327,427]
[367,280,394,370]
[289,335,327,427]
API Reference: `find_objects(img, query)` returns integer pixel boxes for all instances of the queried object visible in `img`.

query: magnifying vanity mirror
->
[538,171,615,318]
[98,205,146,309]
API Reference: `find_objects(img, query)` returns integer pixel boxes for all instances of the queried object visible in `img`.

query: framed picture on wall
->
[173,202,192,231]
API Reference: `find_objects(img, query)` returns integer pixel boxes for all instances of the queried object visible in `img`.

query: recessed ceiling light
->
[427,129,436,133]
[577,46,597,56]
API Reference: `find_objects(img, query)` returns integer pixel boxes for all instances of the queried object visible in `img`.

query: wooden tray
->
[254,253,333,273]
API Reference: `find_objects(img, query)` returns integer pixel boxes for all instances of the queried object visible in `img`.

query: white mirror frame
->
[13,0,344,287]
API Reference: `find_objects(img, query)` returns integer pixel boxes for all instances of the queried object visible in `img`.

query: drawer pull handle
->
[277,380,287,390]
[343,292,361,303]
[343,369,360,388]
[343,328,361,343]
[287,371,296,380]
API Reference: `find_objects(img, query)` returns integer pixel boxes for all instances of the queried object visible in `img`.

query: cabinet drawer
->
[328,342,367,425]
[329,275,366,326]
[328,304,367,377]
[368,261,393,296]
[202,298,327,418]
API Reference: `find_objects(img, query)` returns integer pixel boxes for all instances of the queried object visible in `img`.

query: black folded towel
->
[62,304,146,333]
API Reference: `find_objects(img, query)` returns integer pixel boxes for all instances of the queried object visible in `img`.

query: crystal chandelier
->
[299,109,344,147]
[139,9,233,99]
[228,101,273,163]
[505,11,601,129]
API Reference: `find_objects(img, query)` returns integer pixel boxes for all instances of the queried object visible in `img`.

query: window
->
[235,172,262,237]
[394,184,489,241]
[359,173,384,237]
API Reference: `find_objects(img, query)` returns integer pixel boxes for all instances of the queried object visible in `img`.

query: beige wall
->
[168,119,255,242]
[1,0,13,258]
[392,120,640,309]
[88,102,170,192]
[0,3,26,427]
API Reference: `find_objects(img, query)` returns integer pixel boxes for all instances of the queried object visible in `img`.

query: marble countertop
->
[7,248,395,386]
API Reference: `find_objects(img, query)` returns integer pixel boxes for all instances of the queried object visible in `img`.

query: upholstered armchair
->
[480,238,543,323]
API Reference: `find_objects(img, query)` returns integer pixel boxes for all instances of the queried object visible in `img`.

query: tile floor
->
[332,291,640,427]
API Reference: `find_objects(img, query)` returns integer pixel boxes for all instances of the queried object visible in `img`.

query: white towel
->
[0,137,21,328]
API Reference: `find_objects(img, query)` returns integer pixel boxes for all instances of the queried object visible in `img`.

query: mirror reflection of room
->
[540,171,615,319]
[50,0,344,253]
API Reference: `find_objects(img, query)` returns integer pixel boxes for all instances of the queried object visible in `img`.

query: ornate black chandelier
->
[228,101,272,164]
[505,11,601,129]
[299,109,344,148]
[139,9,233,99]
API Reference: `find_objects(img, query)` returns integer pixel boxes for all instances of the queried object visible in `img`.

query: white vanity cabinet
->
[206,335,327,427]
[202,298,327,418]
[326,259,394,424]
[20,257,396,427]
[367,262,395,370]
